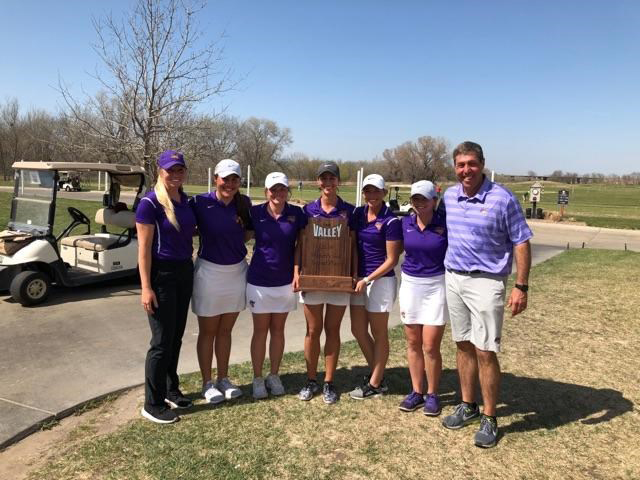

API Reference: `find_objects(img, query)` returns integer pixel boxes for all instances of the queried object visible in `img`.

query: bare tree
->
[0,98,21,180]
[381,135,450,183]
[59,0,232,181]
[235,117,292,180]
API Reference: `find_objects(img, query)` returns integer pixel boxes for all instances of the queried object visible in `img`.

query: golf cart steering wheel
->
[67,206,91,226]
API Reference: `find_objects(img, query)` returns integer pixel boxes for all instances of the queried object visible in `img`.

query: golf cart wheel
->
[10,271,51,306]
[65,185,71,192]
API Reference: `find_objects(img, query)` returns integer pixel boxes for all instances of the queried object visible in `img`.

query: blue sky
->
[2,1,639,174]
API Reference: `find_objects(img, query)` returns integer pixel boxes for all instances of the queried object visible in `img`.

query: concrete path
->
[0,224,634,449]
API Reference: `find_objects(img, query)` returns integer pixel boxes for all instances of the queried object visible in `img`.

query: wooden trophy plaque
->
[298,217,354,292]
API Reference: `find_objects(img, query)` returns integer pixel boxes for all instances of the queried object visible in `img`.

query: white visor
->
[265,172,289,189]
[362,174,385,190]
[410,180,436,200]
[215,159,241,178]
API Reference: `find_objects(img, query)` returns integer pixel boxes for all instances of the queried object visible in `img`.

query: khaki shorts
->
[445,270,507,352]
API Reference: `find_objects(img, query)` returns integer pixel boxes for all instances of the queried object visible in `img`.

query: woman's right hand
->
[292,273,300,292]
[141,287,158,314]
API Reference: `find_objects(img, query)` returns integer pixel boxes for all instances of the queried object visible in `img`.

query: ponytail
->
[154,181,181,231]
[233,191,251,229]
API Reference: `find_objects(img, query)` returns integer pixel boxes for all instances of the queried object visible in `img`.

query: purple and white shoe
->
[424,393,441,416]
[399,391,425,412]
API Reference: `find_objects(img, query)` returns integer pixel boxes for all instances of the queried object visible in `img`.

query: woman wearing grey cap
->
[294,161,356,404]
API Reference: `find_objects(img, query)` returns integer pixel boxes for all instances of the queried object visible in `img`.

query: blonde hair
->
[154,180,181,231]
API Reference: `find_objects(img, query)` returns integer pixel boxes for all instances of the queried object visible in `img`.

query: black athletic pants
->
[144,258,194,410]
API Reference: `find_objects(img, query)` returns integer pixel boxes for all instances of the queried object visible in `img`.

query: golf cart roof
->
[12,161,145,175]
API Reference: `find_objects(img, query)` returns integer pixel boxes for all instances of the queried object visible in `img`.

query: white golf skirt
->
[398,272,449,325]
[192,257,247,317]
[299,290,351,307]
[350,276,397,313]
[246,283,298,314]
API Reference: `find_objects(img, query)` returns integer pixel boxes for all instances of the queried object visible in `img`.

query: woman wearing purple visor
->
[349,174,402,400]
[397,180,448,416]
[294,161,356,404]
[246,172,306,399]
[189,159,252,405]
[136,150,196,424]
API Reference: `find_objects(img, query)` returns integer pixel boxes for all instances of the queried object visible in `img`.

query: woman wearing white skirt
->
[246,172,306,399]
[397,180,449,416]
[189,159,252,404]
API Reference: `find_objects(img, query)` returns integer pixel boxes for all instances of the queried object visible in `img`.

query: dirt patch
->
[0,388,142,480]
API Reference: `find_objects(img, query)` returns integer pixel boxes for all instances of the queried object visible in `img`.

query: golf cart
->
[0,161,146,306]
[58,172,82,192]
[386,186,412,216]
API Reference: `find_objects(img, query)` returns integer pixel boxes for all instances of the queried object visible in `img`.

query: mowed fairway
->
[28,249,640,479]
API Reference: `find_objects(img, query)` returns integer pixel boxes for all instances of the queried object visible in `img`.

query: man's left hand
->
[507,288,528,316]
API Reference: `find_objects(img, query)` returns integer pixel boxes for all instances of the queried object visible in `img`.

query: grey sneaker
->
[322,382,339,404]
[298,379,321,401]
[265,373,285,396]
[474,415,498,448]
[252,377,268,399]
[442,402,480,429]
[349,382,382,400]
[216,377,243,400]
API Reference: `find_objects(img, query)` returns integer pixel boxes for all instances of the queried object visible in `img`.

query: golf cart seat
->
[60,208,136,252]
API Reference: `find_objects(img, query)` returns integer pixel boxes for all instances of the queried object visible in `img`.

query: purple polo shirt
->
[401,214,447,277]
[302,196,356,223]
[247,203,307,287]
[352,205,402,277]
[443,177,533,276]
[189,191,251,265]
[135,191,196,261]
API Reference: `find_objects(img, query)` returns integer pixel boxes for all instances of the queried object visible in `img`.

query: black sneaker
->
[474,415,498,448]
[141,406,179,424]
[363,374,388,393]
[349,382,382,400]
[442,402,481,430]
[298,379,321,401]
[322,382,339,404]
[165,389,193,409]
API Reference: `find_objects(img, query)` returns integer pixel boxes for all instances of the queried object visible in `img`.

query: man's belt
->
[447,268,484,275]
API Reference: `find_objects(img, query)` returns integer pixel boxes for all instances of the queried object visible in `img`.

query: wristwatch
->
[515,284,529,293]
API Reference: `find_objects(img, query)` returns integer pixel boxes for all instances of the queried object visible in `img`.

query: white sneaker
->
[217,377,243,400]
[252,377,268,399]
[202,381,224,404]
[265,373,285,396]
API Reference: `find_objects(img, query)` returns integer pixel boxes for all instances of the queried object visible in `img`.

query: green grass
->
[29,249,640,479]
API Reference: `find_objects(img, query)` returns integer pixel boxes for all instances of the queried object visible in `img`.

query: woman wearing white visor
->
[246,172,306,399]
[349,174,402,399]
[397,180,448,416]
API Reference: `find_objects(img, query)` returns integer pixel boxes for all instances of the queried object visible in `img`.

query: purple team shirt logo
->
[287,215,296,223]
[339,210,348,218]
[375,221,383,230]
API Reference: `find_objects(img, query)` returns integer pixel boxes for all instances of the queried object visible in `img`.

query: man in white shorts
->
[441,141,532,448]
